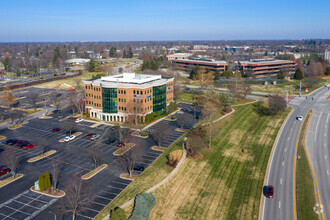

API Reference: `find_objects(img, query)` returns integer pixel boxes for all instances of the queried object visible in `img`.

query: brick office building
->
[238,58,295,76]
[84,73,174,123]
[172,57,228,72]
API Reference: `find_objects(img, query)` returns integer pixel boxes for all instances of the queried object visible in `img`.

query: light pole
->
[48,211,56,220]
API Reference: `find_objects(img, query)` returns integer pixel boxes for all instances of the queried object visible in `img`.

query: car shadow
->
[263,185,268,197]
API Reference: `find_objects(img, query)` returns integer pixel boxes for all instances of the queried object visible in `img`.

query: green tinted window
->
[102,88,117,113]
[153,84,166,113]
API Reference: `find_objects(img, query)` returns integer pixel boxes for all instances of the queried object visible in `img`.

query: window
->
[153,85,166,113]
[102,88,117,113]
[124,99,126,103]
[133,98,136,102]
[124,90,126,94]
[144,90,146,95]
[145,99,147,103]
[133,90,136,94]
[141,108,143,112]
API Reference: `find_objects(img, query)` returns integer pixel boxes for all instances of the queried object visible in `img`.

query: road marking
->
[287,137,290,141]
[285,148,287,152]
[327,170,329,176]
[280,178,282,184]
[282,161,284,166]
[315,112,322,142]
[325,155,327,160]
[279,201,281,209]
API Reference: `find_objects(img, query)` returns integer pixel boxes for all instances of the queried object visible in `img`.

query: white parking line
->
[107,185,125,190]
[96,195,112,201]
[279,200,281,209]
[112,180,129,185]
[90,201,106,207]
[280,178,282,184]
[76,213,93,219]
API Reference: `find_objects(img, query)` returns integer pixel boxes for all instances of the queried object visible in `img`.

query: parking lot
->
[0,102,200,219]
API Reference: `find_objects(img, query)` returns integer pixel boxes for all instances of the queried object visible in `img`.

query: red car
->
[86,133,96,139]
[117,141,125,148]
[0,167,11,176]
[17,140,28,146]
[265,185,274,199]
[23,144,36,150]
[52,128,61,132]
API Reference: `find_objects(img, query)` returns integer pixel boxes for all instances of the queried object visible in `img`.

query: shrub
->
[129,193,156,220]
[223,106,232,113]
[140,132,148,137]
[167,149,183,168]
[171,115,176,120]
[38,171,51,191]
[167,101,177,113]
[110,207,126,220]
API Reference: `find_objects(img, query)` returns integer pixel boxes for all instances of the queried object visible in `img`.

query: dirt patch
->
[223,148,253,162]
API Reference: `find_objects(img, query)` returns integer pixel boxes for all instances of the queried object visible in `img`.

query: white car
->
[325,84,330,88]
[64,135,76,142]
[297,116,303,121]
[75,118,84,123]
[90,134,100,141]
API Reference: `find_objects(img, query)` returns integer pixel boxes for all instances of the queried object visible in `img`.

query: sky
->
[1,0,330,42]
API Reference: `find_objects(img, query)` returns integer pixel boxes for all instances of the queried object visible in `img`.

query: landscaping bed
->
[8,121,28,130]
[113,143,136,156]
[82,164,107,180]
[28,150,57,163]
[0,174,24,188]
[30,186,65,198]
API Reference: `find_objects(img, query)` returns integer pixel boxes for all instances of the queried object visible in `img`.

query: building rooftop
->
[167,53,191,56]
[65,58,90,63]
[239,58,295,65]
[174,57,227,64]
[85,73,173,89]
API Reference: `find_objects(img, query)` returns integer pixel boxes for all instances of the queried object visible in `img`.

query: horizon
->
[2,0,330,42]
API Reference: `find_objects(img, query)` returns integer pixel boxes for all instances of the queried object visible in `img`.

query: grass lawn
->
[95,104,289,220]
[296,111,318,220]
[250,78,329,95]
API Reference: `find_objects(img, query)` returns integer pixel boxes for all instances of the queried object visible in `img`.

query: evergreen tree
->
[94,62,102,72]
[277,69,285,79]
[326,67,330,76]
[109,47,117,58]
[3,57,10,72]
[128,47,133,58]
[293,68,304,80]
[122,50,127,58]
[88,58,95,72]
[189,65,200,79]
[222,70,232,78]
[214,70,221,80]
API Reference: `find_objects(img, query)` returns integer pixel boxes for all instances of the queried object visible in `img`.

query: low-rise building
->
[238,58,295,76]
[167,53,192,61]
[172,57,228,72]
[84,73,174,123]
[65,58,90,66]
[325,49,330,62]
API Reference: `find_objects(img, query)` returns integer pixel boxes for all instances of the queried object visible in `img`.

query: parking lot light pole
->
[48,211,56,220]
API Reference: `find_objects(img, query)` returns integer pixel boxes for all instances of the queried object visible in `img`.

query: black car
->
[53,109,62,114]
[181,108,190,112]
[5,139,19,145]
[134,165,145,171]
[106,138,116,144]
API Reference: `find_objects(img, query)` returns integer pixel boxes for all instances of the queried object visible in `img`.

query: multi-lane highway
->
[262,85,330,220]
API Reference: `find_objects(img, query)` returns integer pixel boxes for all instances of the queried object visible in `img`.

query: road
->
[262,86,330,220]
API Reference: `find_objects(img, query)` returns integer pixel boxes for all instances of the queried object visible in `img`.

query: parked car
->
[325,84,330,88]
[17,140,29,146]
[68,117,77,122]
[52,128,61,132]
[90,134,100,141]
[297,116,303,121]
[0,167,11,176]
[265,185,274,199]
[181,108,189,112]
[86,133,96,139]
[23,144,36,150]
[106,138,116,144]
[52,110,62,114]
[64,135,75,142]
[117,141,125,148]
[4,139,18,145]
[18,142,31,148]
[75,118,84,123]
[134,164,145,171]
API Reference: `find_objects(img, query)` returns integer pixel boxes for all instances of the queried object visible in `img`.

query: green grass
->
[94,136,185,220]
[296,111,318,220]
[177,92,198,103]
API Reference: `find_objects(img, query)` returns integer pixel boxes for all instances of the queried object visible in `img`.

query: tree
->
[8,110,25,125]
[119,145,141,177]
[186,133,207,156]
[268,95,286,115]
[126,99,140,126]
[176,113,190,129]
[27,92,40,111]
[222,70,233,78]
[38,139,49,155]
[51,161,63,191]
[128,47,133,58]
[62,177,92,220]
[88,58,95,72]
[198,68,214,87]
[214,69,221,80]
[294,68,304,80]
[109,47,117,58]
[1,86,16,107]
[110,207,126,220]
[1,147,21,178]
[94,61,102,72]
[201,102,218,149]
[50,91,62,110]
[303,77,320,88]
[326,67,330,76]
[74,78,82,90]
[122,50,127,58]
[151,123,170,147]
[189,65,200,79]
[3,57,10,72]
[61,120,76,136]
[89,141,101,169]
[277,69,285,79]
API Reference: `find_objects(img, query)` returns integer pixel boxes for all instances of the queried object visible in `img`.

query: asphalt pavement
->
[262,86,330,220]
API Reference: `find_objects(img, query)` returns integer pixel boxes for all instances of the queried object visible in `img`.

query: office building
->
[172,57,228,72]
[167,53,192,61]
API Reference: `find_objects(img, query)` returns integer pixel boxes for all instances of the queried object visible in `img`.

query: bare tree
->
[51,161,63,191]
[38,139,49,155]
[186,133,207,156]
[61,120,76,136]
[62,177,92,220]
[74,78,83,90]
[303,77,320,89]
[119,145,141,177]
[1,147,21,178]
[151,123,170,147]
[268,95,286,115]
[89,142,101,169]
[1,86,16,107]
[27,92,40,111]
[8,110,25,125]
[201,102,218,149]
[177,113,190,129]
[50,91,62,110]
[126,99,140,126]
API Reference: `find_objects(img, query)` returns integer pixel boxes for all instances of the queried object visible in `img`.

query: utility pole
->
[299,80,301,97]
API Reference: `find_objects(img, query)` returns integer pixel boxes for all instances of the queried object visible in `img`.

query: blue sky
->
[1,0,330,42]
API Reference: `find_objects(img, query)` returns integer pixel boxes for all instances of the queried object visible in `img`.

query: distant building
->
[0,62,4,74]
[65,58,90,66]
[69,51,76,57]
[225,46,249,53]
[172,57,228,73]
[84,73,174,123]
[325,49,330,62]
[193,45,209,50]
[238,58,295,76]
[167,53,192,61]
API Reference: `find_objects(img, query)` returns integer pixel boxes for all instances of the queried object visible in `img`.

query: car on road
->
[52,128,61,132]
[23,144,36,150]
[86,133,96,139]
[75,118,84,123]
[325,84,330,88]
[134,164,145,171]
[297,116,303,121]
[0,167,11,176]
[64,135,75,142]
[265,185,274,199]
[106,138,116,144]
[90,134,100,141]
[117,141,125,148]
